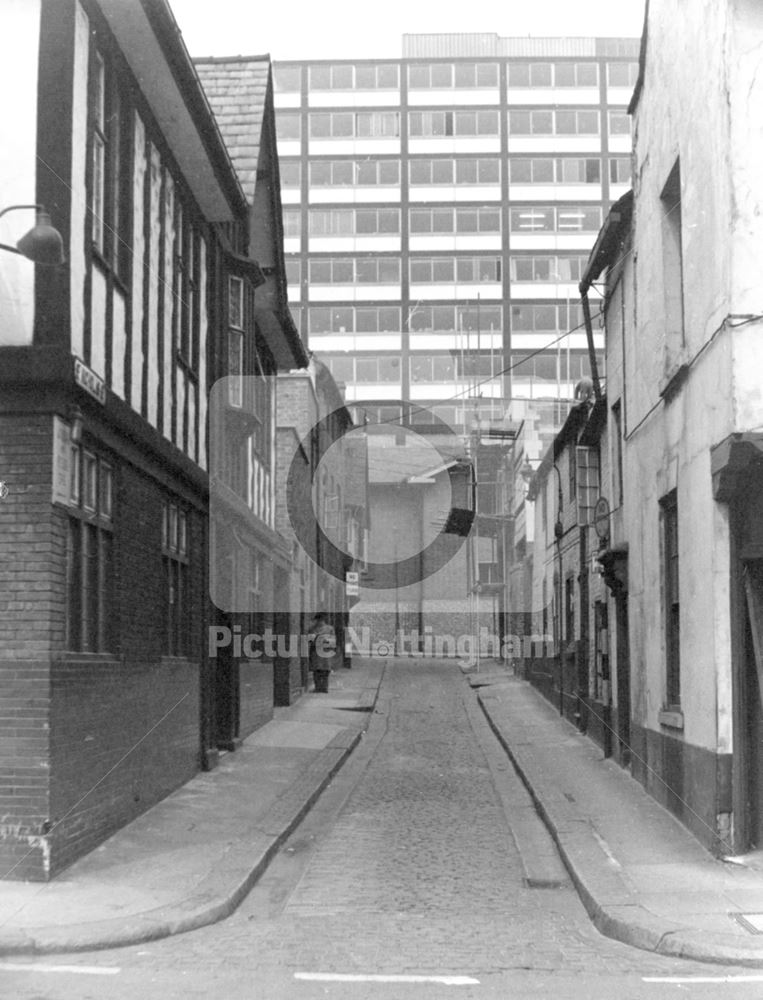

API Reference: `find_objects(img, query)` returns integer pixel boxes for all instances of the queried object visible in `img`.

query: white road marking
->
[0,963,120,976]
[643,975,763,984]
[295,972,479,985]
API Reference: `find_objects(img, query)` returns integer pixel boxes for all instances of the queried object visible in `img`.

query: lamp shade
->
[16,210,65,265]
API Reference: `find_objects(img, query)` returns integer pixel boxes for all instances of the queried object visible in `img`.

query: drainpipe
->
[579,290,602,404]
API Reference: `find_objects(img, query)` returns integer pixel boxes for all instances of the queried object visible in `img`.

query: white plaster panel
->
[345,384,401,401]
[162,173,174,439]
[198,237,207,469]
[130,112,147,414]
[111,288,126,398]
[175,369,185,453]
[274,92,300,108]
[409,333,502,351]
[511,333,595,350]
[146,143,161,427]
[69,1,90,357]
[606,87,634,106]
[607,134,632,153]
[609,183,631,201]
[284,237,301,253]
[510,282,584,300]
[89,265,107,377]
[281,188,301,204]
[277,139,301,157]
[0,0,40,345]
[510,234,596,251]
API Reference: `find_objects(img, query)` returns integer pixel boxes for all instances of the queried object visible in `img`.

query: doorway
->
[744,560,763,847]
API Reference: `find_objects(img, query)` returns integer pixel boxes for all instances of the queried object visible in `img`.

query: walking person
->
[308,612,336,693]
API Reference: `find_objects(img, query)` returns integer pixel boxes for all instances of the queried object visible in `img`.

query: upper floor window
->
[408,63,498,88]
[280,161,301,187]
[409,110,499,137]
[607,62,639,88]
[323,355,401,383]
[90,49,129,278]
[310,63,399,89]
[285,259,301,285]
[308,208,400,236]
[508,62,598,87]
[509,205,602,233]
[309,159,400,186]
[408,303,503,333]
[510,302,583,332]
[309,111,400,138]
[509,109,600,136]
[228,276,244,407]
[608,111,631,136]
[409,158,500,185]
[509,157,601,184]
[409,206,501,234]
[66,445,115,653]
[283,209,302,238]
[510,254,588,282]
[308,305,401,335]
[274,65,301,92]
[410,256,501,283]
[609,156,631,184]
[309,257,401,284]
[276,112,301,140]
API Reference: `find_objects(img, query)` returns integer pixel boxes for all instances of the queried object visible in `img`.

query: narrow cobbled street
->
[5,661,761,999]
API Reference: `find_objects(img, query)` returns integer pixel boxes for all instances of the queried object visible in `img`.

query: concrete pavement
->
[0,659,384,956]
[470,662,763,967]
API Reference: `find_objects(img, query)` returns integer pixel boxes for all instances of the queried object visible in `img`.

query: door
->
[744,560,763,846]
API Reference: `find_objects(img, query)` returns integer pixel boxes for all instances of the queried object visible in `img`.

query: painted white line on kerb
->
[295,973,479,985]
[643,975,763,984]
[0,963,120,976]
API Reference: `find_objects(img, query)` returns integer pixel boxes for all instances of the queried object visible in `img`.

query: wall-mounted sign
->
[346,571,359,596]
[593,496,611,541]
[74,358,106,404]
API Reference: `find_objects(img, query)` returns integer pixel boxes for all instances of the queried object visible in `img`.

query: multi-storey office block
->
[274,34,638,430]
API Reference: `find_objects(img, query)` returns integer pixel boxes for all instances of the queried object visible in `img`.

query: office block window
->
[408,62,499,88]
[607,62,639,87]
[309,257,401,284]
[308,306,401,334]
[409,206,501,234]
[408,110,500,137]
[408,304,502,333]
[609,156,631,183]
[608,111,631,135]
[285,259,300,285]
[309,208,401,236]
[410,354,502,382]
[283,209,302,238]
[309,160,400,186]
[309,111,400,138]
[508,109,600,135]
[511,302,583,332]
[509,205,602,233]
[510,254,589,282]
[280,161,301,187]
[274,65,301,91]
[410,256,501,283]
[509,157,601,184]
[508,62,598,87]
[276,111,301,139]
[661,490,680,706]
[409,158,500,185]
[310,63,399,89]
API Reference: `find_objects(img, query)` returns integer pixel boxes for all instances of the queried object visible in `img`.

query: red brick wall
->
[0,415,55,880]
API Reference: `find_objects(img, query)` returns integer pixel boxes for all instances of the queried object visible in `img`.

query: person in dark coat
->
[308,612,336,692]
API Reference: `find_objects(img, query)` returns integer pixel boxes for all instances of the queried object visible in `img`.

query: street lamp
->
[0,205,65,265]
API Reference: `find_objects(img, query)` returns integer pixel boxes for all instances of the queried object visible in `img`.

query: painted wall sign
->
[74,357,106,404]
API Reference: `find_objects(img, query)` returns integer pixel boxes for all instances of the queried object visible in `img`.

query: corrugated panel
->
[498,37,598,57]
[401,34,638,60]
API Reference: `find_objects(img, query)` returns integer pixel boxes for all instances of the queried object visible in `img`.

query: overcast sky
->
[169,0,645,61]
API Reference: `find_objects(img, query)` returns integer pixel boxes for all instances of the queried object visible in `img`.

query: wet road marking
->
[644,975,763,983]
[0,963,120,975]
[295,972,480,985]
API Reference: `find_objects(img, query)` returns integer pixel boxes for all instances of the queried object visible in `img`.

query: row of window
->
[278,109,630,140]
[308,303,585,336]
[287,205,604,238]
[274,61,639,92]
[286,254,592,287]
[322,353,505,384]
[282,155,631,188]
[65,442,190,656]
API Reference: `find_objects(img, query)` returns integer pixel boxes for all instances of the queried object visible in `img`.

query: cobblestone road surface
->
[5,659,761,999]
